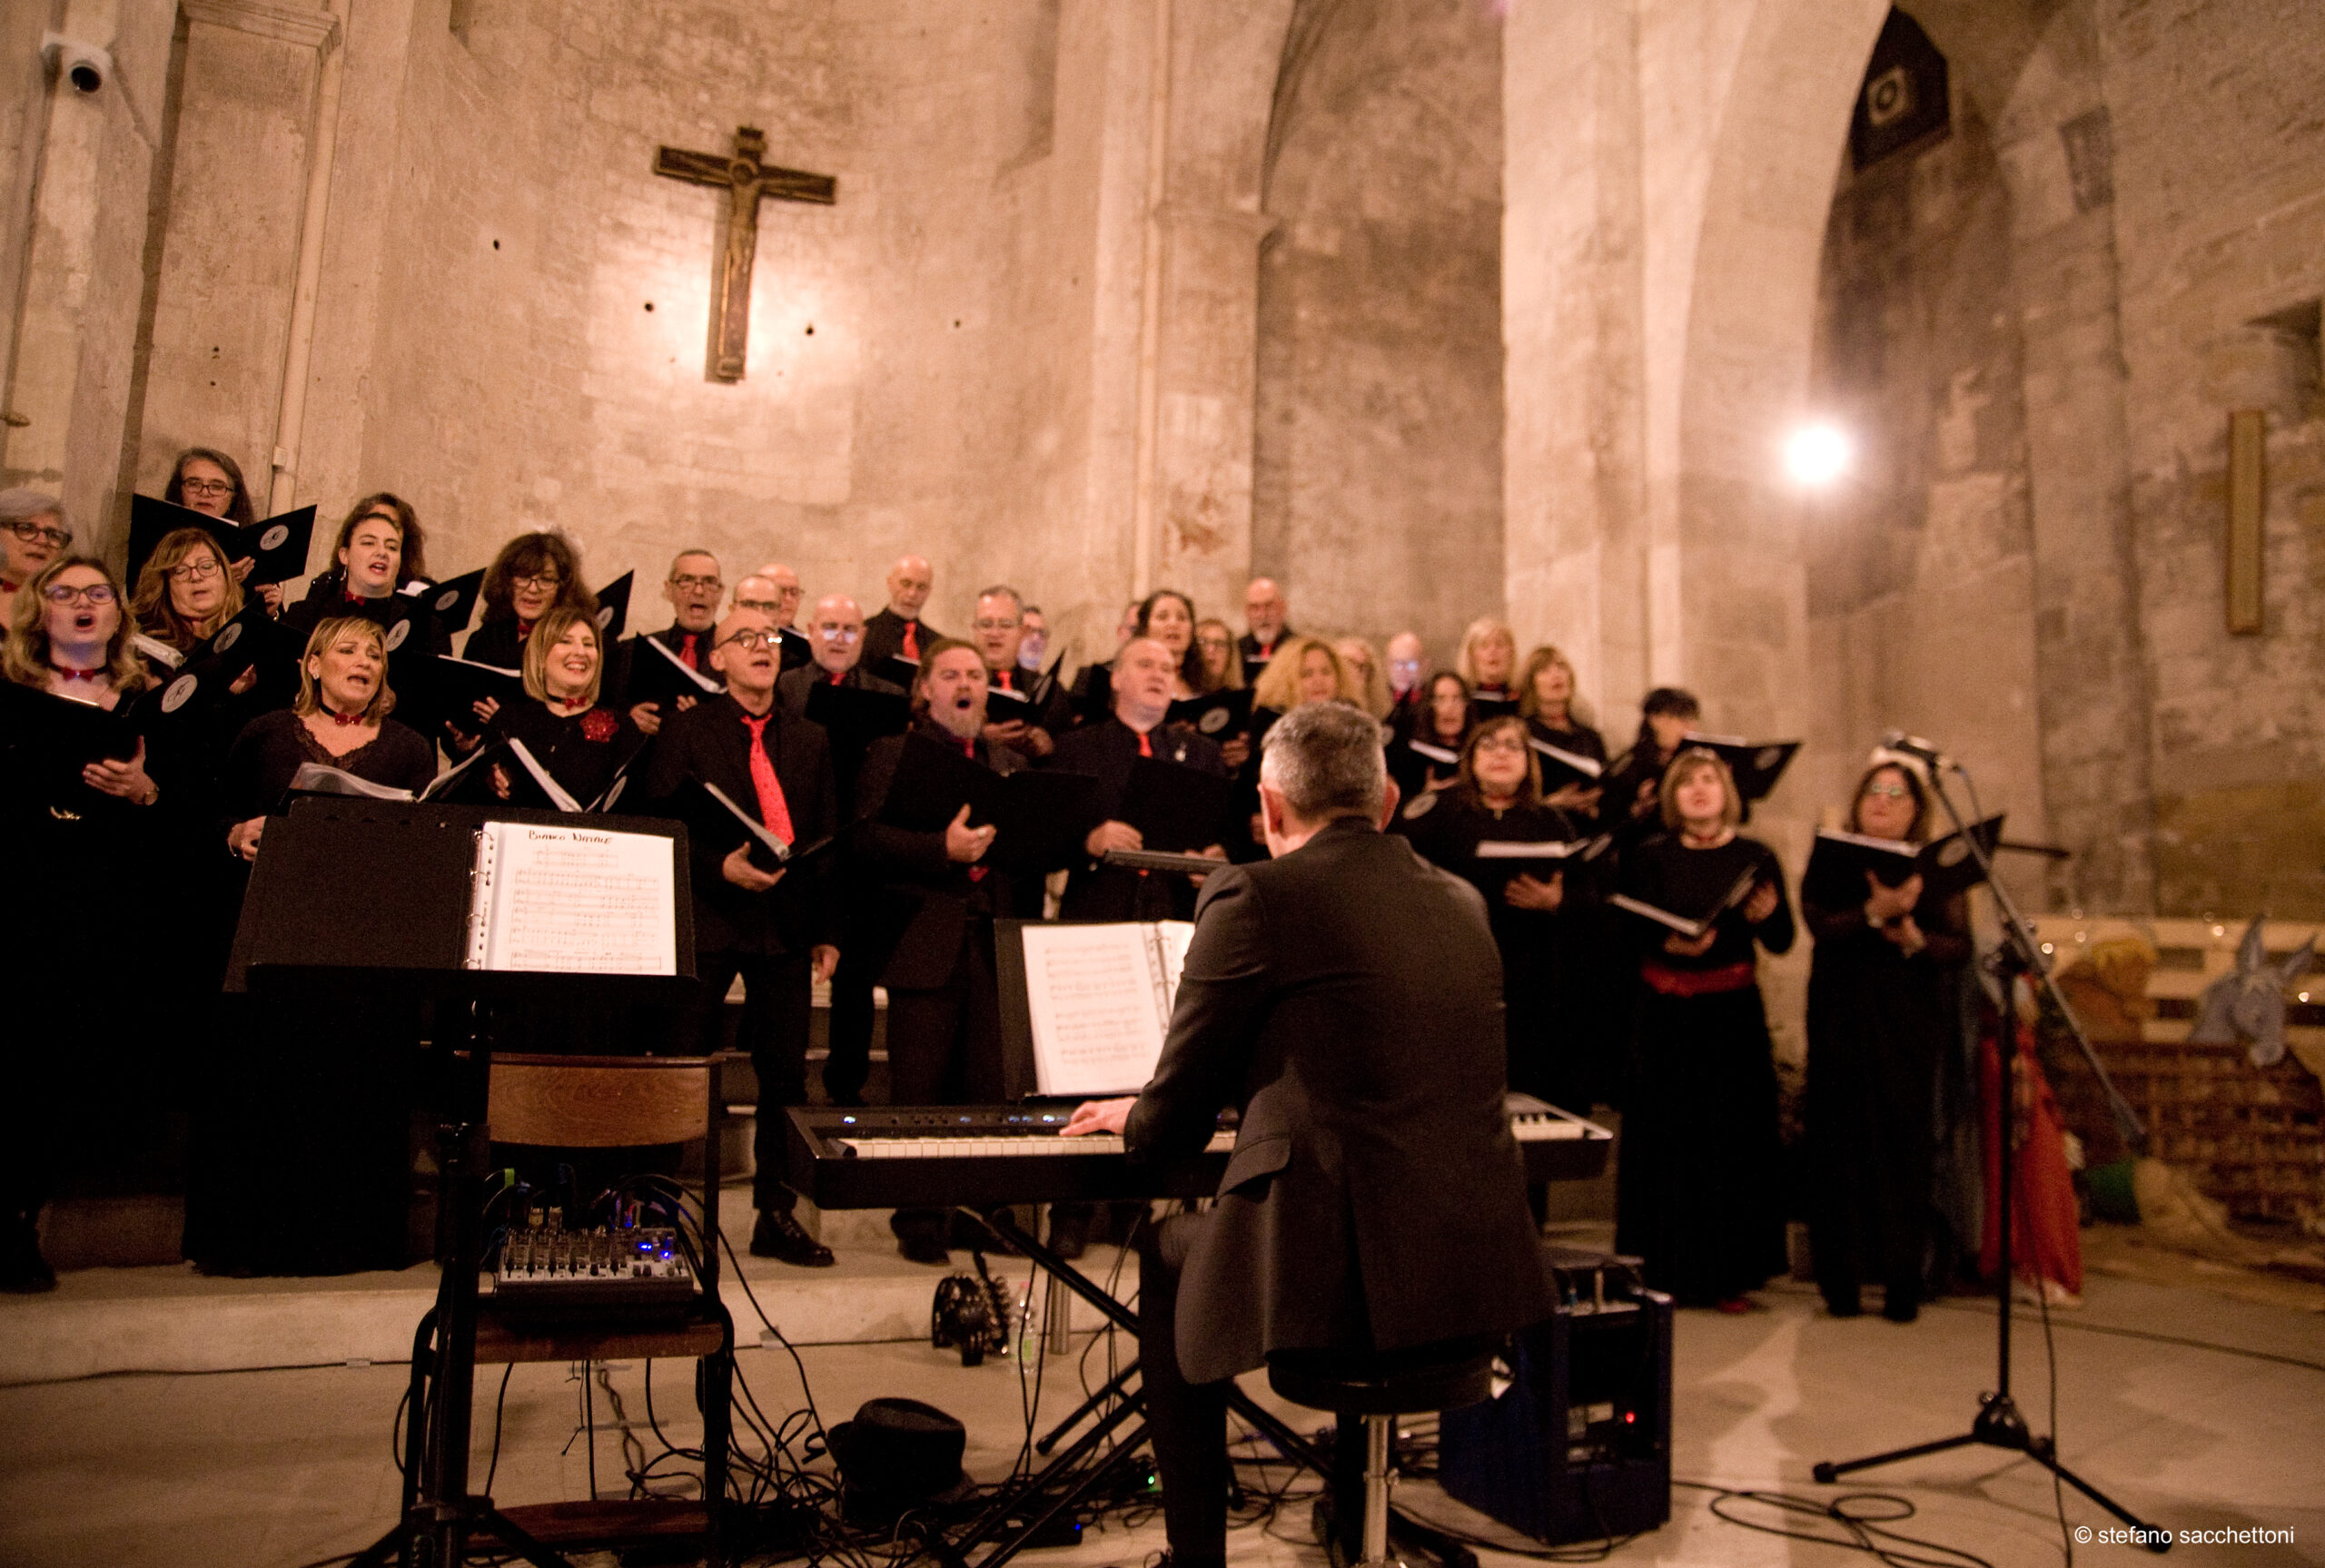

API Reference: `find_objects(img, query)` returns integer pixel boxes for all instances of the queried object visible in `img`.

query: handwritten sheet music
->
[1018,922,1194,1096]
[468,823,678,974]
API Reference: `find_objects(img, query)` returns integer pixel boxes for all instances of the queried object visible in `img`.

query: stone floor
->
[0,1206,2320,1568]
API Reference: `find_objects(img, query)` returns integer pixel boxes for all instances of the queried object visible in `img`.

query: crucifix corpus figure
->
[654,125,836,383]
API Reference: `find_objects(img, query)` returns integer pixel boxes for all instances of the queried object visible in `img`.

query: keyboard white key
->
[833,1129,1239,1159]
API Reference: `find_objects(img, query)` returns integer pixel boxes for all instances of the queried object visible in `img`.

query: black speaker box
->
[1438,1247,1673,1545]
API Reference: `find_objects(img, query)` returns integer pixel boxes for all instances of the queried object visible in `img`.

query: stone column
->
[1149,202,1273,616]
[2,0,177,555]
[1502,0,1648,729]
[134,0,340,502]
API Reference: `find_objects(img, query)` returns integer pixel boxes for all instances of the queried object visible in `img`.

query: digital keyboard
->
[784,1094,1613,1211]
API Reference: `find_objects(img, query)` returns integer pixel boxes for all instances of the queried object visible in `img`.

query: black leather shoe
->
[0,1215,54,1294]
[751,1209,835,1267]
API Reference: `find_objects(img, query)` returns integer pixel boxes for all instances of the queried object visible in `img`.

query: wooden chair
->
[395,1053,734,1566]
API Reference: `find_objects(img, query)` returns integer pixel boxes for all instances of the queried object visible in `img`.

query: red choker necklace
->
[48,663,104,683]
[319,705,364,726]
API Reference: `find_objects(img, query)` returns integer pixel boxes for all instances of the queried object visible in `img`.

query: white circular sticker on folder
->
[435,587,460,614]
[597,606,615,629]
[1756,746,1784,772]
[260,524,290,552]
[1937,838,1969,867]
[1198,707,1229,734]
[214,623,242,653]
[162,673,199,713]
[385,618,411,651]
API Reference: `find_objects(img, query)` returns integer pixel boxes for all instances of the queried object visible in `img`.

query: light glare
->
[1786,422,1852,486]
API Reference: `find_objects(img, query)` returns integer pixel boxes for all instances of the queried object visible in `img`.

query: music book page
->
[465,822,678,974]
[1018,921,1194,1096]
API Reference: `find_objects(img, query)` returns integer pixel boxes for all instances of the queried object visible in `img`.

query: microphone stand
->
[1811,754,2170,1553]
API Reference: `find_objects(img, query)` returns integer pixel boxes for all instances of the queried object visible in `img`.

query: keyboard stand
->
[935,1208,1325,1568]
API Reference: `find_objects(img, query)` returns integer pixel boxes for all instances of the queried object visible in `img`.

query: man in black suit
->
[781,591,907,1108]
[851,639,1024,1263]
[968,584,1068,760]
[1065,702,1548,1568]
[859,554,944,668]
[644,606,841,1268]
[622,548,726,737]
[1046,636,1229,924]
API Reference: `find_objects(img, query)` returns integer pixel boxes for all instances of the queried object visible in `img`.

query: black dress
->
[1801,852,1970,1317]
[485,699,648,810]
[0,678,179,1250]
[1393,789,1586,1109]
[1612,832,1794,1304]
[183,710,438,1276]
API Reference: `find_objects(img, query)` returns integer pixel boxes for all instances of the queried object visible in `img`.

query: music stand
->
[227,798,699,1568]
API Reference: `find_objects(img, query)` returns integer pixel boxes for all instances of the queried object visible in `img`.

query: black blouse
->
[221,708,437,823]
[1394,790,1578,950]
[489,699,648,808]
[1619,832,1795,970]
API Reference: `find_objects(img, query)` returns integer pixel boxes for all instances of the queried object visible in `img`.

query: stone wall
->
[1250,0,1504,662]
[2103,0,2325,922]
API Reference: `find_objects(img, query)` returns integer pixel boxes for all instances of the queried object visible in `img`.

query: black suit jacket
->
[1045,717,1226,922]
[852,718,1025,990]
[1236,626,1295,671]
[1125,818,1549,1384]
[776,661,905,719]
[643,693,839,957]
[861,607,945,668]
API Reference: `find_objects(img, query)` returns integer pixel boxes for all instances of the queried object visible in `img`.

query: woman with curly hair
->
[465,530,595,668]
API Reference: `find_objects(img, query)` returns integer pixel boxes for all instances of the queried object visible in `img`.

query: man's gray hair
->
[975,584,1024,614]
[0,488,64,530]
[1261,700,1389,823]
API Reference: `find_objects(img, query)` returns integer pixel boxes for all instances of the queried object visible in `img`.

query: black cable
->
[2036,1277,2071,1565]
[482,1364,514,1495]
[1673,1480,2001,1568]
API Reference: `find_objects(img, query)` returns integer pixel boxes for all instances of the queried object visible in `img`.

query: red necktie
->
[828,669,845,685]
[901,621,919,659]
[1137,730,1153,758]
[737,714,796,845]
[959,735,985,879]
[995,668,1014,691]
[679,633,700,671]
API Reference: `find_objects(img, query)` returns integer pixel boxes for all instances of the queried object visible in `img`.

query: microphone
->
[1879,729,1954,770]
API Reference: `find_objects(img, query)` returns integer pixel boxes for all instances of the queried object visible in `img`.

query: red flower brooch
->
[579,708,619,743]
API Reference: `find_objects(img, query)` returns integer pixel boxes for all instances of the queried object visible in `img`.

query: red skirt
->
[1978,1021,2083,1294]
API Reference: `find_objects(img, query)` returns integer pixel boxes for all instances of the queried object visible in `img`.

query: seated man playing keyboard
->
[1064,701,1548,1568]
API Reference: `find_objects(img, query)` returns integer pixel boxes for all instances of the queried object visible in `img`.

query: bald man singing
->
[860,554,945,667]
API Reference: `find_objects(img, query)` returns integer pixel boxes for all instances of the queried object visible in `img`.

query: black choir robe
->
[861,607,945,668]
[1612,832,1794,1304]
[642,693,839,958]
[1044,716,1227,922]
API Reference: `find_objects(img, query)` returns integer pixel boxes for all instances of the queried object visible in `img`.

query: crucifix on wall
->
[654,125,836,383]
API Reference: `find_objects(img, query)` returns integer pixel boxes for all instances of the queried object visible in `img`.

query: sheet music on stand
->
[1012,921,1195,1096]
[462,821,678,974]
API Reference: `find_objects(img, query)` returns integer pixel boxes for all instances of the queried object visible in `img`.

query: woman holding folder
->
[1392,715,1585,1116]
[1612,748,1793,1311]
[1517,645,1607,815]
[1800,758,1970,1322]
[475,606,645,810]
[1,557,170,1289]
[191,616,433,1277]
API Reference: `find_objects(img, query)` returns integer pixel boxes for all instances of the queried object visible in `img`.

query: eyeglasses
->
[1473,735,1528,755]
[814,625,862,641]
[8,519,69,548]
[971,617,1021,632]
[178,478,234,498]
[773,585,803,601]
[1862,783,1912,800]
[1195,635,1232,651]
[510,572,562,590]
[671,574,722,593]
[724,629,779,651]
[166,557,223,581]
[736,597,781,615]
[44,582,116,605]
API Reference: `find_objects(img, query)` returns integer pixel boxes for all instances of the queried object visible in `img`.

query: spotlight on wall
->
[1784,421,1852,487]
